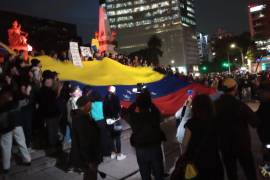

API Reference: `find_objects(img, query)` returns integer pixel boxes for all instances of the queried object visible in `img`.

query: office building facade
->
[104,0,199,71]
[248,1,270,51]
[248,1,270,71]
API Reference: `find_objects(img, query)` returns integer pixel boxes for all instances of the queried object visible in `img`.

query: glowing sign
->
[249,5,266,13]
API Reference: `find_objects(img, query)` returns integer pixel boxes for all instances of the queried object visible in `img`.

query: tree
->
[129,35,163,66]
[211,32,255,65]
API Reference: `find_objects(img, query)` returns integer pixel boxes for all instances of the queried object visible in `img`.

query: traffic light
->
[222,62,229,68]
[202,66,207,71]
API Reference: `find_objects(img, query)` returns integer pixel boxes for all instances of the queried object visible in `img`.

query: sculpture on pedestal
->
[8,20,32,60]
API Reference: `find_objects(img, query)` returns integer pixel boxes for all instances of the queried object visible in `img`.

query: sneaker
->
[116,154,126,161]
[98,171,107,179]
[111,152,116,159]
[66,167,74,173]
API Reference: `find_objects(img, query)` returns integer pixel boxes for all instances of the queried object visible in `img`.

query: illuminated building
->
[104,0,199,70]
[197,33,210,62]
[248,1,270,52]
[248,1,270,71]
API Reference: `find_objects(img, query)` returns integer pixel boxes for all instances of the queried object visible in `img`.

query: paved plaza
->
[0,102,267,180]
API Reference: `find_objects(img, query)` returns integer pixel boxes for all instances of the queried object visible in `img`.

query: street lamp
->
[230,43,236,49]
[230,43,245,66]
[227,53,231,74]
[171,60,175,64]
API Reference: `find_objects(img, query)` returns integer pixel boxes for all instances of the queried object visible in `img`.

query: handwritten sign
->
[80,46,92,58]
[69,42,82,67]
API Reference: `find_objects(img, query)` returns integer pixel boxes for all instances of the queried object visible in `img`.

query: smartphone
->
[187,90,193,95]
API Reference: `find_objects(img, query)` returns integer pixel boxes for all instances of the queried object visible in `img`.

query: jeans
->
[112,133,121,153]
[135,145,164,180]
[0,126,31,170]
[110,127,121,153]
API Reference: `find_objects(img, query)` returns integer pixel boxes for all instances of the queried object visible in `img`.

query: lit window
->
[109,18,116,23]
[187,13,195,18]
[116,9,132,15]
[134,0,146,5]
[106,4,114,9]
[172,6,179,11]
[107,11,115,16]
[117,16,133,22]
[187,6,195,13]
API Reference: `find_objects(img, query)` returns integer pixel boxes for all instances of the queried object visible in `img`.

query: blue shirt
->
[90,101,104,121]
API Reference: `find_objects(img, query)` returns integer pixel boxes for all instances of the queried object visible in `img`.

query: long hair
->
[136,89,152,111]
[89,90,102,102]
[191,94,214,121]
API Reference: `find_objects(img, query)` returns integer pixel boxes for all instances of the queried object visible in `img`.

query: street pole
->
[227,53,231,74]
[240,49,245,66]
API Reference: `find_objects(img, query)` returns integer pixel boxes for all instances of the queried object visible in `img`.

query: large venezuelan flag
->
[0,43,215,115]
[36,56,215,116]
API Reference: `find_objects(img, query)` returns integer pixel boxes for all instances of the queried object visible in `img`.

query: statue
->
[8,20,32,60]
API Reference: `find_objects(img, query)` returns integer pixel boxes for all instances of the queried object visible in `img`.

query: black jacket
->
[215,94,257,152]
[103,93,121,119]
[0,101,18,134]
[38,86,60,118]
[257,101,270,144]
[127,103,166,148]
[70,110,102,168]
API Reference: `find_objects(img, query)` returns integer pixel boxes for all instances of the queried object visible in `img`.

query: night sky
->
[1,0,251,42]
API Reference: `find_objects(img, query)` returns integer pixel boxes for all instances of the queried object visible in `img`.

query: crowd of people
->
[173,73,270,180]
[0,53,127,177]
[0,51,270,180]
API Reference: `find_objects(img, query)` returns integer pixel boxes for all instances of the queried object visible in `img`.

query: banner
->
[69,42,82,67]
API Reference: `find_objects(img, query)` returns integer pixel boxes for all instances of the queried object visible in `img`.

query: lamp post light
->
[230,43,245,66]
[227,53,231,74]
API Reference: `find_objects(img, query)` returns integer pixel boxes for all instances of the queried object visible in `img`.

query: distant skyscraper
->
[248,1,270,52]
[103,0,199,71]
[197,33,210,62]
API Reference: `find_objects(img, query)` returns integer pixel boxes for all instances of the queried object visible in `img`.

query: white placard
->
[80,46,92,58]
[69,42,82,67]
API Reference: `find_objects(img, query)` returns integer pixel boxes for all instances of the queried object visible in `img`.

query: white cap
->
[108,86,116,93]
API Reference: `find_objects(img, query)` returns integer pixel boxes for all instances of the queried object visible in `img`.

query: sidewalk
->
[0,120,140,180]
[1,103,265,180]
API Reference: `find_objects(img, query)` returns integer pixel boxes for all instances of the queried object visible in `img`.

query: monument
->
[96,2,116,53]
[8,20,32,60]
